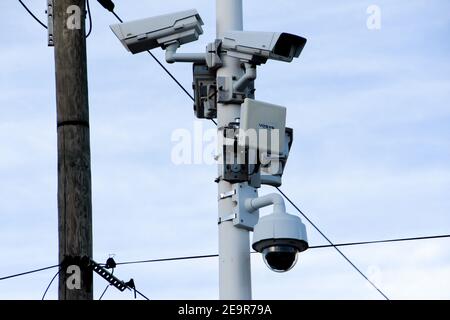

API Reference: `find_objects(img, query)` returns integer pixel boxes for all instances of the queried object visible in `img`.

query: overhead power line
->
[18,0,47,29]
[111,233,450,266]
[42,267,62,300]
[115,254,220,267]
[98,267,114,300]
[3,234,448,281]
[86,0,93,38]
[276,187,390,300]
[99,283,111,300]
[133,288,150,300]
[1,233,449,298]
[0,264,59,282]
[312,234,450,249]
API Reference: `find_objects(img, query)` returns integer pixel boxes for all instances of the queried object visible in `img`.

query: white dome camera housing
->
[252,212,308,272]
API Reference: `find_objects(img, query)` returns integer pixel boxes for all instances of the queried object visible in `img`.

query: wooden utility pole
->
[54,0,93,300]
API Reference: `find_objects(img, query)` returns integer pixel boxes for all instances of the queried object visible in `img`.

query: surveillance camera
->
[260,127,294,187]
[221,31,307,65]
[110,9,204,54]
[239,98,287,154]
[252,212,308,272]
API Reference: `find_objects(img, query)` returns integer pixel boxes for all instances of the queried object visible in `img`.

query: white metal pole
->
[216,0,252,300]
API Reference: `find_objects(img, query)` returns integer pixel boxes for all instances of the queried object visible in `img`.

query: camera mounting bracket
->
[218,182,259,231]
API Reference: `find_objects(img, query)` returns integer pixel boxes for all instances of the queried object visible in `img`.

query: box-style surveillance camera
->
[221,31,307,65]
[239,98,286,154]
[260,127,294,187]
[110,9,204,54]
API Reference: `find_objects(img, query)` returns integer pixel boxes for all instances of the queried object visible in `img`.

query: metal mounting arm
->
[245,193,286,215]
[234,63,257,92]
[165,42,207,64]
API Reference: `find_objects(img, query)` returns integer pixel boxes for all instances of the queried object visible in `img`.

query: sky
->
[0,0,450,300]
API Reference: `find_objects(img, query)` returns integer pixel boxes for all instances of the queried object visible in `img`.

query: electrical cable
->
[3,233,449,282]
[98,268,114,300]
[310,234,450,249]
[111,233,450,266]
[42,267,62,300]
[1,233,449,299]
[86,0,93,38]
[133,288,150,300]
[17,0,47,29]
[0,264,59,282]
[112,11,123,24]
[115,254,219,266]
[98,284,110,300]
[276,187,390,300]
[145,50,197,102]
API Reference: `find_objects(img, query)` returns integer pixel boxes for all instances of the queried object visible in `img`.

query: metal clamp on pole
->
[218,213,237,224]
[219,189,236,200]
[47,0,54,46]
[230,182,259,231]
[193,63,218,120]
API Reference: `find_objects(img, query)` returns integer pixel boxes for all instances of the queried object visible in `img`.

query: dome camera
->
[252,211,308,272]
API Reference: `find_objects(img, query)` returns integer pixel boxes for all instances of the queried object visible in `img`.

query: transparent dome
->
[262,245,298,273]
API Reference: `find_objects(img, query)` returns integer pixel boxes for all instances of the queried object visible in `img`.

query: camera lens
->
[262,245,298,272]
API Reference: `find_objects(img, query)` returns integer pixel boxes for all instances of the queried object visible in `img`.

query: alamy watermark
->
[367,5,382,30]
[66,265,81,290]
[366,265,384,290]
[66,5,82,30]
[171,121,283,171]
